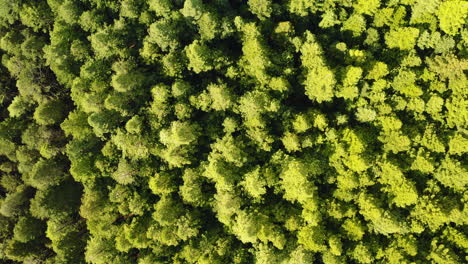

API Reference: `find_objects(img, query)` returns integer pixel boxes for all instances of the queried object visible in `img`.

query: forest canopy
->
[0,0,467,263]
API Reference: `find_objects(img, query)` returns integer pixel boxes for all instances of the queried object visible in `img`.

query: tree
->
[0,174,22,193]
[351,243,374,264]
[3,238,48,262]
[33,99,67,125]
[0,136,17,161]
[104,91,138,116]
[248,0,273,20]
[433,156,467,191]
[357,193,410,235]
[13,216,45,242]
[19,1,53,32]
[447,132,467,156]
[280,158,319,211]
[236,20,273,84]
[241,166,267,200]
[341,14,367,37]
[301,32,336,102]
[179,168,211,207]
[57,0,82,25]
[354,0,380,15]
[120,0,144,19]
[111,61,147,93]
[85,237,131,264]
[356,107,377,123]
[342,218,366,241]
[297,225,327,252]
[337,66,362,100]
[207,82,234,111]
[112,158,137,185]
[288,0,316,16]
[29,181,82,220]
[391,70,422,97]
[410,0,441,25]
[171,80,192,98]
[385,27,420,50]
[161,49,188,77]
[28,158,68,190]
[0,0,21,26]
[87,110,122,137]
[79,9,106,32]
[125,115,143,134]
[61,110,94,140]
[197,12,222,41]
[148,0,174,17]
[282,132,301,152]
[89,25,129,59]
[185,40,229,74]
[181,0,204,20]
[427,239,461,264]
[147,18,182,51]
[210,135,248,167]
[0,186,33,217]
[8,95,34,118]
[153,196,184,226]
[149,171,177,196]
[159,121,200,147]
[436,0,468,35]
[46,216,87,263]
[0,0,467,262]
[377,161,418,207]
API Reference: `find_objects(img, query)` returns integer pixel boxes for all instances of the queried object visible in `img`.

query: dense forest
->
[0,0,467,263]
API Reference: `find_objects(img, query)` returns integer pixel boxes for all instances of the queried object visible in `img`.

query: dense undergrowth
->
[0,0,467,263]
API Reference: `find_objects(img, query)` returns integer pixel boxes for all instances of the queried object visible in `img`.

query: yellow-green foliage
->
[437,0,468,35]
[0,0,466,263]
[385,27,420,50]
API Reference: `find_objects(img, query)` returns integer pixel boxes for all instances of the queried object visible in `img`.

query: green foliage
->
[159,121,200,147]
[29,181,82,220]
[385,27,420,50]
[437,0,468,35]
[112,158,137,185]
[185,40,215,73]
[46,216,87,262]
[241,166,267,200]
[149,171,177,195]
[147,18,182,51]
[0,0,466,263]
[341,14,367,37]
[248,0,273,20]
[433,156,467,191]
[87,110,121,137]
[0,186,32,217]
[79,9,106,32]
[57,0,82,25]
[355,0,380,15]
[288,0,315,16]
[148,0,173,17]
[207,82,234,111]
[19,1,53,32]
[89,25,129,59]
[61,110,94,139]
[8,96,33,117]
[33,99,67,125]
[197,12,222,41]
[301,32,336,102]
[179,168,210,207]
[0,0,21,25]
[13,216,45,242]
[111,60,147,93]
[28,158,68,190]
